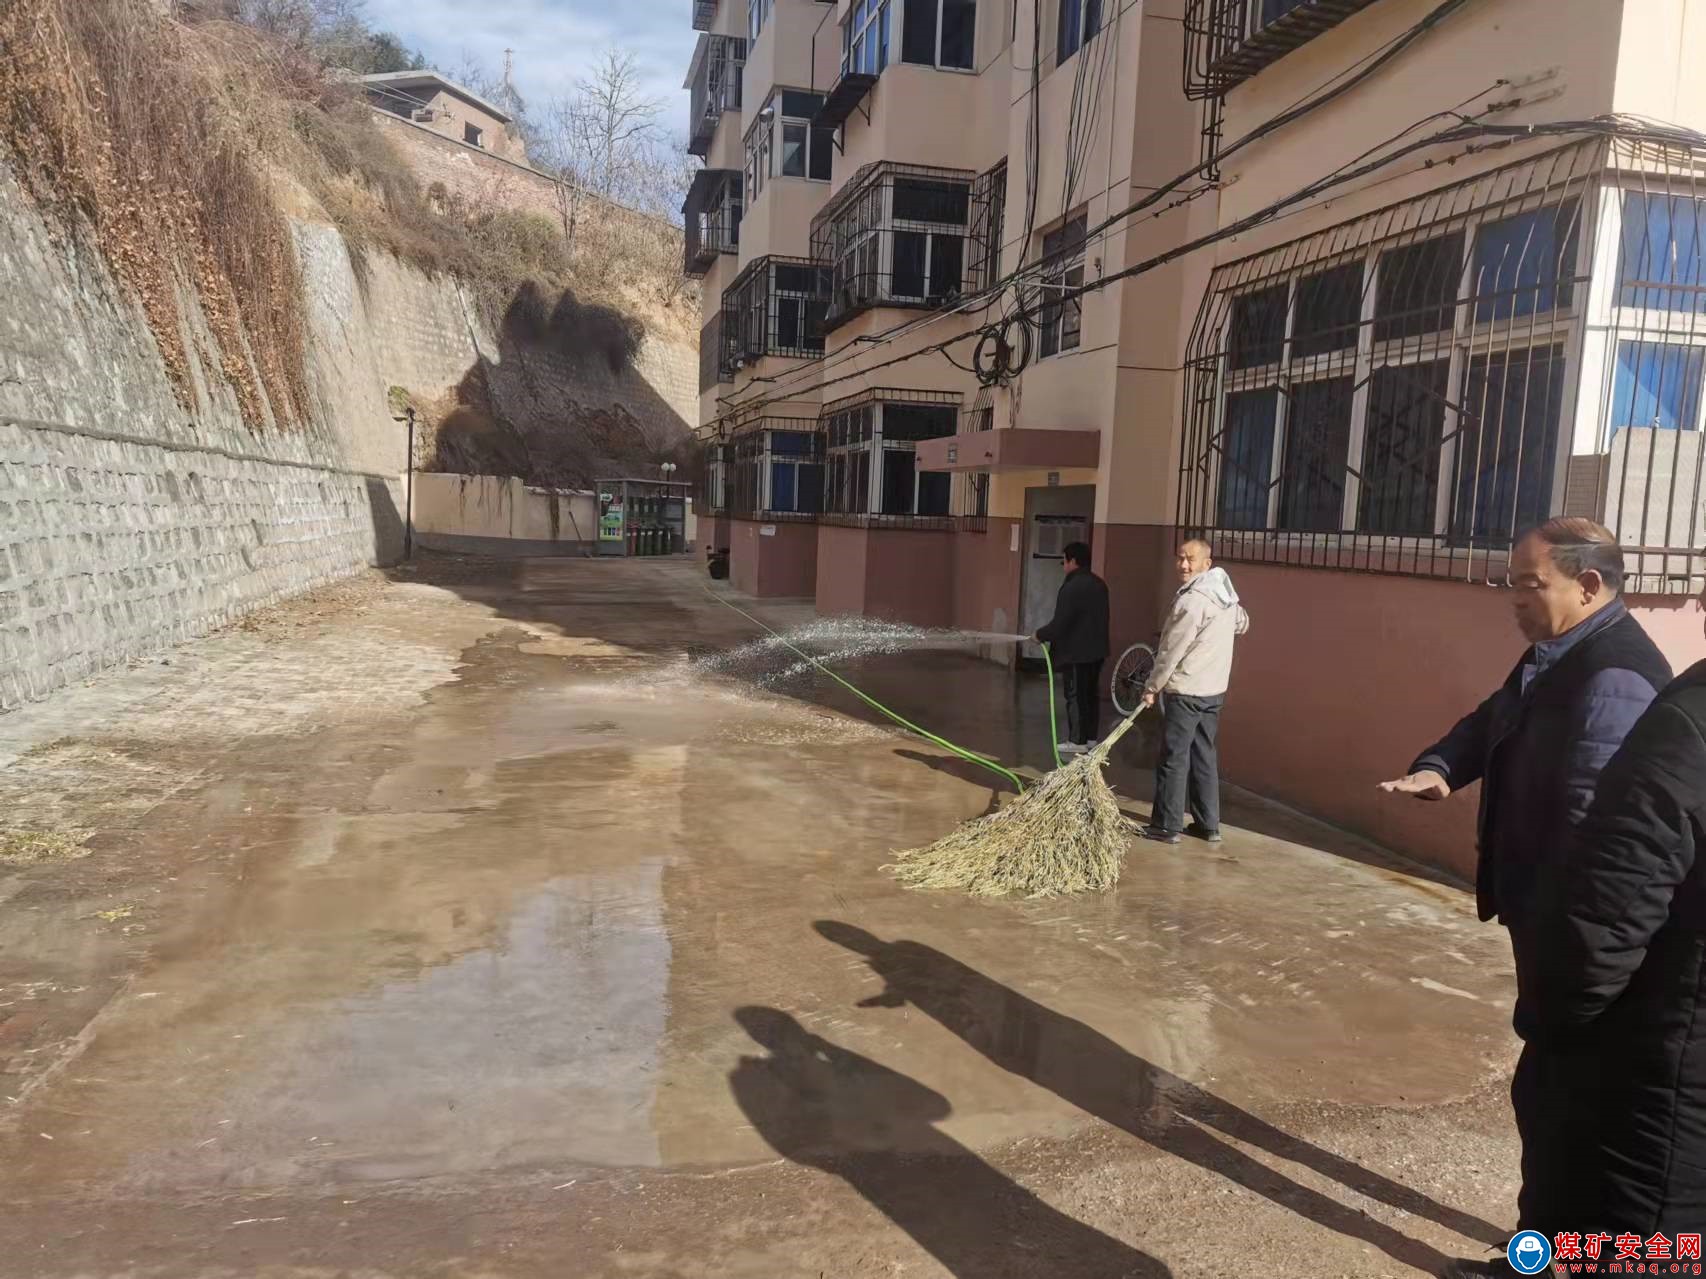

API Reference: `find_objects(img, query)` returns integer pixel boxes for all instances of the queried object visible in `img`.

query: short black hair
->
[1062,541,1092,569]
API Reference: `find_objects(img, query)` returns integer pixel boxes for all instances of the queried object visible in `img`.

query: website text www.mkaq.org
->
[1549,1230,1704,1274]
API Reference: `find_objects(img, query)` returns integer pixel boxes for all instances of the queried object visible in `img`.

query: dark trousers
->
[1062,661,1103,745]
[1151,692,1224,833]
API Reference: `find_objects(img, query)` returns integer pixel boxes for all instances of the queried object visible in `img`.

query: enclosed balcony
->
[683,168,742,277]
[687,34,746,158]
[691,0,717,31]
[1184,0,1382,98]
[721,256,830,368]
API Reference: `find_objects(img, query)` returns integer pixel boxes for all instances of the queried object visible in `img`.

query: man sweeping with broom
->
[1138,538,1249,846]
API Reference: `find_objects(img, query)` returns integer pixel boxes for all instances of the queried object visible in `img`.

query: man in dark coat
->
[1517,653,1706,1248]
[1034,541,1110,755]
[1380,518,1672,1277]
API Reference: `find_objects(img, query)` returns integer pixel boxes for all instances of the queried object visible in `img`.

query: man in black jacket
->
[1034,541,1110,755]
[1518,653,1706,1251]
[1380,518,1672,1277]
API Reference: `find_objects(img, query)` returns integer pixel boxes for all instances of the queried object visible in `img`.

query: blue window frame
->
[1218,389,1277,529]
[1618,192,1706,312]
[1610,341,1705,439]
[1471,201,1580,324]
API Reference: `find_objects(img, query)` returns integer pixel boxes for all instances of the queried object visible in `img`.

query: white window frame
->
[748,0,772,42]
[843,0,891,78]
[1207,193,1590,545]
[1038,212,1087,357]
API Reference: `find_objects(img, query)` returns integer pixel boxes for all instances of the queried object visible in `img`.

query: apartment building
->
[687,0,1706,873]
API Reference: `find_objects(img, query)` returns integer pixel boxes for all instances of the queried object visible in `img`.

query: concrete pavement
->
[0,556,1520,1277]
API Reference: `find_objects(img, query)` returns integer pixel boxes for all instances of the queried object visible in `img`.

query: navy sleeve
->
[1556,667,1666,829]
[1410,692,1499,790]
[1521,701,1706,1039]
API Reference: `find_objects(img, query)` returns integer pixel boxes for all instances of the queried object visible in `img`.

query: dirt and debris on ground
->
[0,555,1521,1277]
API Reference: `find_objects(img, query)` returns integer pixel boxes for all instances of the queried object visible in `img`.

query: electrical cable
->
[714,0,1480,416]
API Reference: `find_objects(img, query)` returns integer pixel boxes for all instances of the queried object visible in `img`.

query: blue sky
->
[361,0,697,136]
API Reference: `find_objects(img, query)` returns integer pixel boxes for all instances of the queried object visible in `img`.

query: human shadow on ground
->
[815,922,1505,1272]
[893,748,1016,817]
[729,1006,1172,1278]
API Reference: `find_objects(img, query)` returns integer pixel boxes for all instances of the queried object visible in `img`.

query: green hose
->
[1041,642,1064,770]
[704,587,1039,794]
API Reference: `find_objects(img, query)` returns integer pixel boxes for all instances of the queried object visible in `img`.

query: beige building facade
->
[363,71,525,163]
[686,0,1706,872]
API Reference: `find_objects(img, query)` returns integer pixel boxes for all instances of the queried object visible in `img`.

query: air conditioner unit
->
[412,108,437,123]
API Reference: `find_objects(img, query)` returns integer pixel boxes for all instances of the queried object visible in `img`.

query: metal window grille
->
[1182,0,1380,100]
[819,387,962,525]
[968,161,1008,292]
[955,386,994,526]
[701,437,731,513]
[1178,139,1706,593]
[684,169,742,277]
[699,312,733,392]
[726,417,825,519]
[688,35,746,158]
[692,0,717,32]
[810,162,976,331]
[722,255,831,366]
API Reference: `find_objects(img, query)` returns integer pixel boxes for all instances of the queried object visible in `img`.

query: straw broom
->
[888,705,1147,898]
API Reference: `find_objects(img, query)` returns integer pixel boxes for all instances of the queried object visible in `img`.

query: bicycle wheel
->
[1109,642,1155,718]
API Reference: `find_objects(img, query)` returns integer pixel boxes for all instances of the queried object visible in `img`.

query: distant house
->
[360,71,525,164]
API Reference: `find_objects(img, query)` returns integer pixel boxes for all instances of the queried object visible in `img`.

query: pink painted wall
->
[814,524,954,627]
[815,524,870,619]
[1219,564,1706,879]
[952,520,1022,636]
[729,518,818,598]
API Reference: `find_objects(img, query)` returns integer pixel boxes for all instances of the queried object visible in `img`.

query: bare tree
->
[538,50,663,204]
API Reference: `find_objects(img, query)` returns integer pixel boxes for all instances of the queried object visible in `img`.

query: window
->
[1039,212,1087,357]
[844,0,892,76]
[1228,283,1287,369]
[1373,232,1463,342]
[903,0,976,69]
[823,401,955,516]
[1471,201,1580,324]
[1618,192,1706,312]
[463,122,483,147]
[814,165,974,326]
[1219,389,1277,529]
[970,161,1007,288]
[1056,0,1101,64]
[749,0,773,40]
[1279,377,1354,532]
[751,91,833,190]
[1454,345,1565,544]
[1359,360,1449,536]
[1611,341,1706,437]
[765,430,824,514]
[1292,262,1362,358]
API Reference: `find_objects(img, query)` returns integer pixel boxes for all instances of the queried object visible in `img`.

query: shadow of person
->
[730,1007,1172,1279]
[815,922,1505,1271]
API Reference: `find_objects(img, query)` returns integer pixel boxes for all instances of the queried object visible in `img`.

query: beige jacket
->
[1145,568,1250,698]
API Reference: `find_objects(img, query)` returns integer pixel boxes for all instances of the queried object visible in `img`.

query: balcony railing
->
[722,256,830,366]
[688,35,746,158]
[684,168,742,277]
[811,162,976,331]
[1184,0,1381,99]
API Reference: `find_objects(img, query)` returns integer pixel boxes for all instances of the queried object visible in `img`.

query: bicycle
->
[1109,639,1157,718]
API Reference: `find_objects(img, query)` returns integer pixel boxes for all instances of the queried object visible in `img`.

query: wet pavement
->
[0,556,1521,1277]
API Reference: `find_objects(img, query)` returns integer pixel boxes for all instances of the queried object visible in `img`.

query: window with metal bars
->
[969,161,1007,291]
[821,394,958,518]
[726,425,824,517]
[723,257,830,367]
[812,163,975,329]
[1183,0,1382,100]
[1178,142,1636,580]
